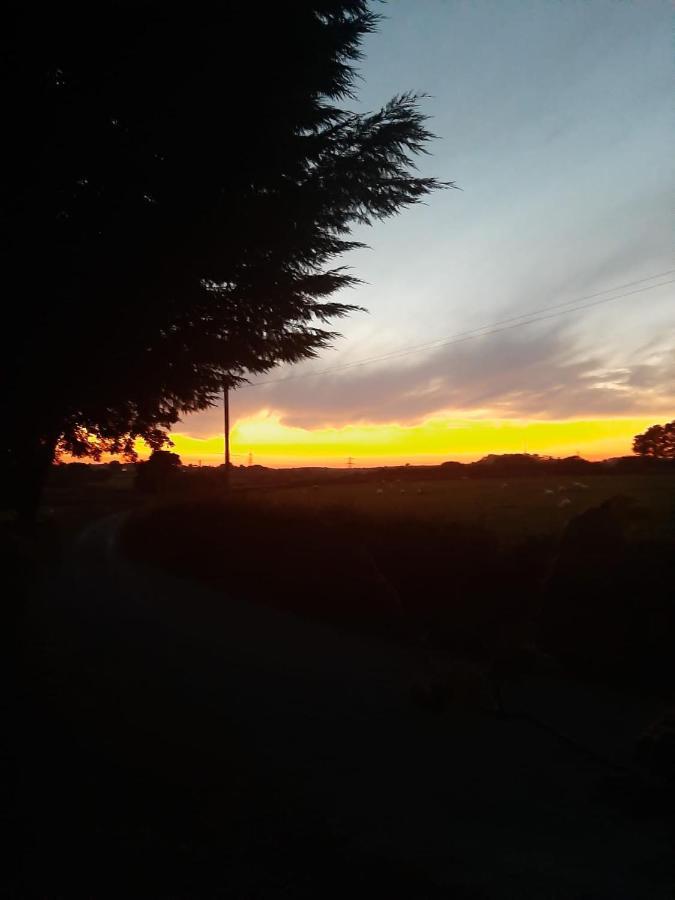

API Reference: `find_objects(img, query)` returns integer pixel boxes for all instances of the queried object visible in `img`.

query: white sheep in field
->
[558,497,572,508]
[572,481,589,490]
[376,488,384,495]
[544,488,554,495]
[417,488,424,495]
[501,482,509,489]
[400,488,406,494]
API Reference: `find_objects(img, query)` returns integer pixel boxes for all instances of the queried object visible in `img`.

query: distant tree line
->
[45,420,675,497]
[45,449,675,500]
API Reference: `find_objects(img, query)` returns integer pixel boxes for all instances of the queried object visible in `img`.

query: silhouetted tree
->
[147,451,182,470]
[2,2,448,520]
[633,421,675,459]
[135,450,182,495]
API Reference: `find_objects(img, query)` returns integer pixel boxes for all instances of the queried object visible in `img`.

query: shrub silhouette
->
[135,450,182,495]
[635,708,675,782]
[540,496,675,687]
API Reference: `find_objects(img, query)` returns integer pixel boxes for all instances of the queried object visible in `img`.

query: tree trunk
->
[13,431,61,530]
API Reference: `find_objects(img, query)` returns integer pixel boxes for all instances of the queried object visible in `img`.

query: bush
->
[539,497,675,689]
[134,450,182,495]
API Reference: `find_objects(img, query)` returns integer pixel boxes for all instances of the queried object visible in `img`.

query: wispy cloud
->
[219,324,674,431]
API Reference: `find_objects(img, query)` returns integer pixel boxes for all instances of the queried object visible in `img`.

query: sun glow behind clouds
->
[160,412,660,467]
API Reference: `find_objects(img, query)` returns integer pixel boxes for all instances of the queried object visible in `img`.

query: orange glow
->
[151,412,661,467]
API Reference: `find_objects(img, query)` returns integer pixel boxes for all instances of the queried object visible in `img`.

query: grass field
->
[245,474,675,542]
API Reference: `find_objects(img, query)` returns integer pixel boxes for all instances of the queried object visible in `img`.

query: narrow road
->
[13,514,673,898]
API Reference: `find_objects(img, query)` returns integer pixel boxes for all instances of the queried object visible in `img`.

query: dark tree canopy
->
[2,1,447,516]
[633,421,675,459]
[135,450,182,495]
[145,451,182,470]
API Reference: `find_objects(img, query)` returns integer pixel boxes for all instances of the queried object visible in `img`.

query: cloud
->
[218,323,674,431]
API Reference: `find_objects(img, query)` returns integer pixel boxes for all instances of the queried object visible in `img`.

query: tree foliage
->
[2,1,448,507]
[145,451,182,470]
[633,421,675,459]
[134,449,182,494]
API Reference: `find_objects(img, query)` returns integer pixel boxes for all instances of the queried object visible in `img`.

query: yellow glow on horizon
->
[151,411,662,467]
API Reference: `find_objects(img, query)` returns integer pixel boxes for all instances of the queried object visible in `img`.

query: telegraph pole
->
[223,380,231,489]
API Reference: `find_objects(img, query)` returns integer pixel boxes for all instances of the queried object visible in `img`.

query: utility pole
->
[347,456,354,469]
[223,380,231,489]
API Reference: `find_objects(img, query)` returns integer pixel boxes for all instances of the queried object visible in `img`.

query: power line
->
[318,279,674,375]
[244,270,674,388]
[249,272,674,386]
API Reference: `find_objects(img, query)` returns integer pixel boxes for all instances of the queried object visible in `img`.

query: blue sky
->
[177,0,673,454]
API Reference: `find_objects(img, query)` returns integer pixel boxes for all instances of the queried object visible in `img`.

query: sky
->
[171,0,674,467]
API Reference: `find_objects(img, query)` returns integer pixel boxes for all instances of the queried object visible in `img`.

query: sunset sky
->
[172,0,673,467]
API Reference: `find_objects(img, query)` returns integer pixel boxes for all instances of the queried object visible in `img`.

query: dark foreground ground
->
[5,510,674,898]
